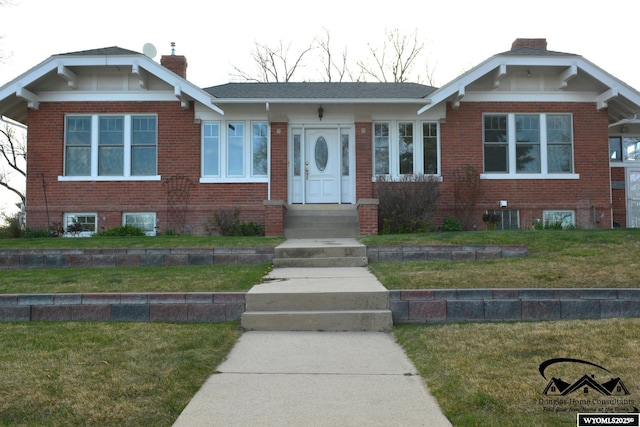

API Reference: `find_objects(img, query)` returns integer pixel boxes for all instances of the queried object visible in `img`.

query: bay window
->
[373,120,439,178]
[201,120,269,181]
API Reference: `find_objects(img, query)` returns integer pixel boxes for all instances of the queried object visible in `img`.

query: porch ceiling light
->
[318,105,324,120]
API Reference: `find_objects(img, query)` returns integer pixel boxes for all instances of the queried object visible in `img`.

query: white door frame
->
[288,124,355,204]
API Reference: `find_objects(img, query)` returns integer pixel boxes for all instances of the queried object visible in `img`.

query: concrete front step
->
[273,238,368,268]
[241,267,393,332]
[284,205,359,239]
[273,257,367,268]
[246,278,389,312]
[241,310,393,332]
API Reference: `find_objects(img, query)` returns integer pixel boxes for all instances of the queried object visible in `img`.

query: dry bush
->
[376,174,440,234]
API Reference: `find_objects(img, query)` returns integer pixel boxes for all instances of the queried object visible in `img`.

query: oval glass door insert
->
[315,136,328,171]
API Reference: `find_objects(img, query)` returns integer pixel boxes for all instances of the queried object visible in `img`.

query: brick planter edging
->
[0,248,275,270]
[390,288,640,323]
[367,245,527,262]
[4,288,640,324]
[0,292,246,323]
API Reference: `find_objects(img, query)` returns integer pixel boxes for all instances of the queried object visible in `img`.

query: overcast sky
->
[1,0,639,214]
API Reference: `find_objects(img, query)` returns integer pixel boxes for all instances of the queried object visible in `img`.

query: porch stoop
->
[273,238,368,268]
[241,267,393,332]
[284,204,359,239]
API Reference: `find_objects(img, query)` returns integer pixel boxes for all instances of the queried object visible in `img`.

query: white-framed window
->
[543,210,575,228]
[123,212,156,236]
[63,114,158,180]
[201,120,269,182]
[609,136,640,163]
[373,120,439,178]
[483,113,575,178]
[64,213,97,237]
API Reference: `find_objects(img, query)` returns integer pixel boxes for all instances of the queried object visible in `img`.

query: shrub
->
[0,214,22,239]
[204,208,264,237]
[94,225,147,237]
[442,217,464,232]
[376,174,440,234]
[23,228,51,238]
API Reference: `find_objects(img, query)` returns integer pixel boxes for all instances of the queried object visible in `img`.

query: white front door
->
[627,169,640,227]
[304,128,340,203]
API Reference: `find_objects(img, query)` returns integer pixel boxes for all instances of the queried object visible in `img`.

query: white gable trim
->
[0,52,224,117]
[417,55,640,120]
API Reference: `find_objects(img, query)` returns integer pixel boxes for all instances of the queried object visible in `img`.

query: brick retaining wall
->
[3,289,640,324]
[366,245,527,262]
[0,292,245,323]
[390,289,640,323]
[0,248,274,270]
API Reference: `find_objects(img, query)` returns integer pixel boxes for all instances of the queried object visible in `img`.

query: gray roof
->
[55,46,142,56]
[204,82,437,99]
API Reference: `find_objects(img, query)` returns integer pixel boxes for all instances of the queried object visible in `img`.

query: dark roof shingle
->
[55,46,142,57]
[205,82,436,99]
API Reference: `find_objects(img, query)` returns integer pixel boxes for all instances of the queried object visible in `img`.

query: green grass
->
[0,264,271,294]
[365,229,640,289]
[0,321,241,426]
[394,319,640,427]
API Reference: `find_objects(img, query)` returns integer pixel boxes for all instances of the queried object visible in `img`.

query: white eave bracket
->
[16,85,39,110]
[558,64,577,90]
[493,64,507,88]
[57,64,78,89]
[452,86,465,109]
[132,63,148,90]
[174,85,190,109]
[596,88,618,110]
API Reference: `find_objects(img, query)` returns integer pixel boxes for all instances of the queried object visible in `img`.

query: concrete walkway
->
[172,330,452,426]
[174,239,450,425]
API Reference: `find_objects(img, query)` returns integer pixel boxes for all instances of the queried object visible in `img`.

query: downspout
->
[266,102,271,200]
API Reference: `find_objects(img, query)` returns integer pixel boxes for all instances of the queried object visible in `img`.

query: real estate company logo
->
[538,358,636,414]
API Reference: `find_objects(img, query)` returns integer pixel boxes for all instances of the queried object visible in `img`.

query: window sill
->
[200,177,269,184]
[58,176,161,182]
[371,175,443,182]
[481,173,579,180]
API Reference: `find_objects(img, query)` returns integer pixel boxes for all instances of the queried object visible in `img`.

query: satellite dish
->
[142,43,157,59]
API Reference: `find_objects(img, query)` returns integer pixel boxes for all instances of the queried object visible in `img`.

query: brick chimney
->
[160,42,188,79]
[511,38,547,51]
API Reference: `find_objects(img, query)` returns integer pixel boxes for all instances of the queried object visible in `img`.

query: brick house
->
[1,38,639,236]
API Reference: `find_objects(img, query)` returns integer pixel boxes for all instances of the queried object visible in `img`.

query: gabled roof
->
[418,43,640,124]
[205,82,436,103]
[0,46,223,124]
[56,46,143,56]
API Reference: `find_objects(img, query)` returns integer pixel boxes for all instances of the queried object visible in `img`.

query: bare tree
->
[357,28,425,83]
[0,123,26,205]
[316,28,359,82]
[231,28,436,84]
[231,40,315,82]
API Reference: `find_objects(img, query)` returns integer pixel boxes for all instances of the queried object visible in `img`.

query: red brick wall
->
[355,122,373,200]
[269,123,288,201]
[26,101,267,235]
[437,101,611,229]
